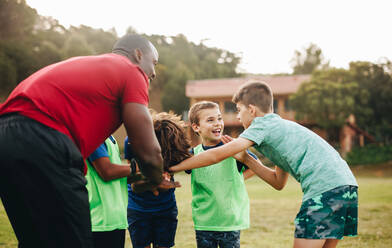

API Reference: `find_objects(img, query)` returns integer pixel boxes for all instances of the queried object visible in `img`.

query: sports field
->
[1,164,392,248]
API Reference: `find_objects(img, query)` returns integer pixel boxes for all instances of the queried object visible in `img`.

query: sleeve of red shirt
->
[121,67,149,106]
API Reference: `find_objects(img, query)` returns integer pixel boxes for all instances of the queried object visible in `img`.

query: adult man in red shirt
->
[0,34,173,248]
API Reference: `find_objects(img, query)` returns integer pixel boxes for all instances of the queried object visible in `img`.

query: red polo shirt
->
[0,53,149,163]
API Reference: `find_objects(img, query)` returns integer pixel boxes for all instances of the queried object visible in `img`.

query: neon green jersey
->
[191,144,250,231]
[85,137,128,231]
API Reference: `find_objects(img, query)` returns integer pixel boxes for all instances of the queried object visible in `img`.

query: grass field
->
[1,164,392,247]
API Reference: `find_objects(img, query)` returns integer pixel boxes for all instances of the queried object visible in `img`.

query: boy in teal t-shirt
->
[185,101,255,248]
[171,82,358,248]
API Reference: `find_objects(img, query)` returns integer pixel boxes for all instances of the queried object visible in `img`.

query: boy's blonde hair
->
[232,80,273,113]
[188,101,219,125]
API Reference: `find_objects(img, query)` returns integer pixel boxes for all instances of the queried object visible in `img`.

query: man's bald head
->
[113,34,159,81]
[112,34,152,57]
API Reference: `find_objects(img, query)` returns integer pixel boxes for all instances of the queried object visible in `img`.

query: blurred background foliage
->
[1,0,391,163]
[0,0,241,115]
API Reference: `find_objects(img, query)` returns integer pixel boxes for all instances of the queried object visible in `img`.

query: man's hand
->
[127,172,145,184]
[131,172,181,196]
[221,135,248,163]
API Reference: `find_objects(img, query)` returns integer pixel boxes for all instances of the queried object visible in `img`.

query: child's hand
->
[221,135,248,162]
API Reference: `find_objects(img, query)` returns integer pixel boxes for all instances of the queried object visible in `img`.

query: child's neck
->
[256,110,273,117]
[201,139,220,147]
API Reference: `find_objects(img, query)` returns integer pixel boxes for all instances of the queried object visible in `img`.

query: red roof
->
[186,75,311,98]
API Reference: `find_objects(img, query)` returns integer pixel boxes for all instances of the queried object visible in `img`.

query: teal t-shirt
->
[240,113,358,201]
[85,137,128,231]
[191,144,250,231]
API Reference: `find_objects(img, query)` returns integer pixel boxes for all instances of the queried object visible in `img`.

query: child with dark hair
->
[125,111,191,248]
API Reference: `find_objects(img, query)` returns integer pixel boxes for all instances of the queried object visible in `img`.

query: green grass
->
[1,168,392,247]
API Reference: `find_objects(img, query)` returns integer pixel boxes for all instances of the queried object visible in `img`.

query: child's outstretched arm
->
[169,137,253,172]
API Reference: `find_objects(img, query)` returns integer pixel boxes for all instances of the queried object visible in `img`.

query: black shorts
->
[0,114,93,248]
[92,229,126,248]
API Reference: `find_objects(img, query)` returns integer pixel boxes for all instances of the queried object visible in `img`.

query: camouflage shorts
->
[294,185,358,240]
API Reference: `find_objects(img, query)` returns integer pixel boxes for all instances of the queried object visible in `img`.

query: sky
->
[26,0,392,74]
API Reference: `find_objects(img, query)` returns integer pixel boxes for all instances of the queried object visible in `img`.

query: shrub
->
[346,144,392,165]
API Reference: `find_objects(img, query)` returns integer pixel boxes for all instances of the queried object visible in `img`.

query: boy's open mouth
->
[212,129,221,135]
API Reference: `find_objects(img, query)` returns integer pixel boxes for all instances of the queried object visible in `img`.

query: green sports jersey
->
[85,137,128,231]
[240,113,358,201]
[191,144,250,231]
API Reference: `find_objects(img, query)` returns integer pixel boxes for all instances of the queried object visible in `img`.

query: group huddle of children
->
[85,81,358,248]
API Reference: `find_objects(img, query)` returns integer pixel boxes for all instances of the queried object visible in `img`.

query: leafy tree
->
[61,31,95,58]
[0,40,40,84]
[0,0,37,39]
[349,61,392,143]
[290,68,370,141]
[0,1,241,113]
[161,62,193,114]
[0,0,41,96]
[68,25,117,54]
[147,34,241,114]
[291,43,329,75]
[0,50,17,98]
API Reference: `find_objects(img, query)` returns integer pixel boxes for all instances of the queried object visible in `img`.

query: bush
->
[346,144,392,165]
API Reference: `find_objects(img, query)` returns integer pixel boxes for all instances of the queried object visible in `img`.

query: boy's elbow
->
[273,183,285,191]
[274,185,284,191]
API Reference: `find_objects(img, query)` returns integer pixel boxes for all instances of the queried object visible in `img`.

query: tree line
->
[0,0,241,114]
[290,44,392,144]
[1,0,391,144]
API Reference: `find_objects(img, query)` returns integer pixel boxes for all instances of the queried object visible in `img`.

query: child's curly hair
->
[151,111,192,172]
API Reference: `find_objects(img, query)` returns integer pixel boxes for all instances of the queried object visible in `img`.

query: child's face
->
[236,102,254,129]
[192,107,224,146]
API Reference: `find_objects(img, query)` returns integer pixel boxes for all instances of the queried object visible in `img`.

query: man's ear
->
[131,49,143,64]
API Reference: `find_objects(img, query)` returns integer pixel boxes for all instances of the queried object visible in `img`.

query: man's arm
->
[122,103,163,185]
[170,137,253,172]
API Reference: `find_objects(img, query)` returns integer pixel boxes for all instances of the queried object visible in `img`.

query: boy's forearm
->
[170,138,252,172]
[170,151,219,172]
[243,169,255,180]
[242,155,286,190]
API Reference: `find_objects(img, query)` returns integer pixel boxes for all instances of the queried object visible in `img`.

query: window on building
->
[273,99,278,113]
[224,101,237,113]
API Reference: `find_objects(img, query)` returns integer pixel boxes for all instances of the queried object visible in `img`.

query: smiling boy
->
[185,101,255,248]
